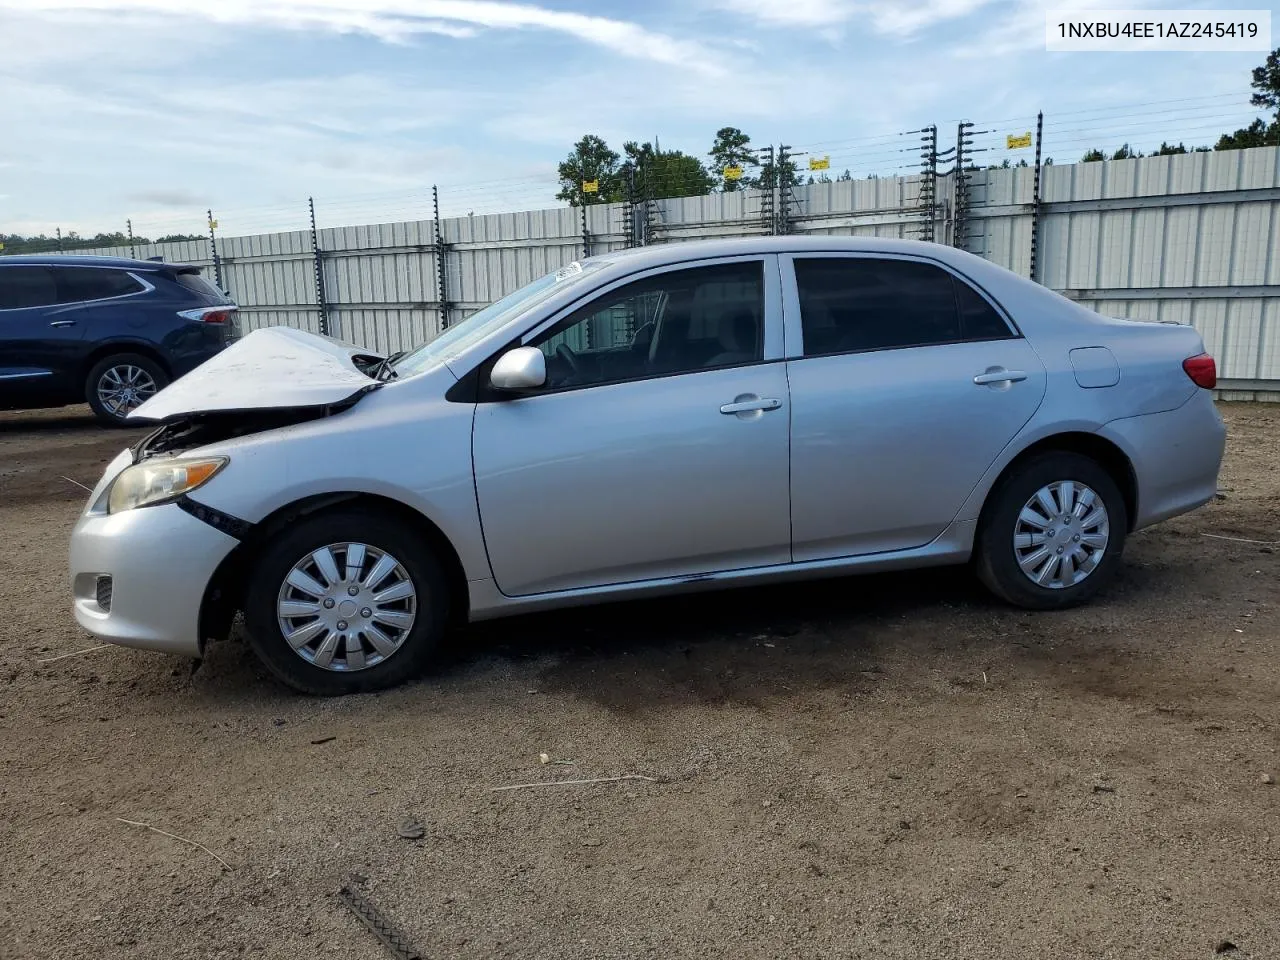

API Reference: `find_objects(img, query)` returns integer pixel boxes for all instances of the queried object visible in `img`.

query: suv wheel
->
[86,353,168,425]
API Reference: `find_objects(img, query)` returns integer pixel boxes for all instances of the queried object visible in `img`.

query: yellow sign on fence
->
[724,165,744,181]
[808,156,830,171]
[1006,132,1033,149]
[208,219,219,230]
[582,180,599,193]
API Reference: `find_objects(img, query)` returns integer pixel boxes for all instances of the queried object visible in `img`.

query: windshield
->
[392,259,609,378]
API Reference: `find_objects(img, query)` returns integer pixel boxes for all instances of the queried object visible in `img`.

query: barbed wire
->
[8,92,1272,244]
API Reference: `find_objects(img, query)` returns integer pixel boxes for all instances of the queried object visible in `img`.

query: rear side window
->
[0,266,58,309]
[794,257,1011,356]
[174,272,226,300]
[53,267,144,303]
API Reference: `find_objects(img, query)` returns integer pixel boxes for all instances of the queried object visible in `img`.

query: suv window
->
[175,272,226,300]
[53,267,144,303]
[529,261,764,390]
[0,266,58,310]
[794,257,1011,356]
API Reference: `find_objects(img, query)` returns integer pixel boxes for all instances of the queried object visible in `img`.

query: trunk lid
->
[128,326,384,424]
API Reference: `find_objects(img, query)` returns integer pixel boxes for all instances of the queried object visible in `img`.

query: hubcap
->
[98,364,157,417]
[1013,480,1110,589]
[276,542,418,672]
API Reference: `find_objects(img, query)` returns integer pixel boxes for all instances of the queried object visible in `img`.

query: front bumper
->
[69,501,239,658]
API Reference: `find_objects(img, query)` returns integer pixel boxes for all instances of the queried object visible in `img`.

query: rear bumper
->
[69,502,238,658]
[1100,392,1226,531]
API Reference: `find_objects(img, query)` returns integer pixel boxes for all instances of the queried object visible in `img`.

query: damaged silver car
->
[69,237,1226,695]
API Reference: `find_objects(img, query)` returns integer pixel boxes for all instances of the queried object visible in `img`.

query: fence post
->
[1030,111,1044,283]
[916,126,938,242]
[206,209,224,291]
[433,185,449,330]
[55,227,63,252]
[580,198,590,260]
[758,145,775,235]
[309,197,330,337]
[127,219,136,260]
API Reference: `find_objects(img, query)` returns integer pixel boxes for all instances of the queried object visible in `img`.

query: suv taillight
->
[1182,354,1217,389]
[179,306,237,324]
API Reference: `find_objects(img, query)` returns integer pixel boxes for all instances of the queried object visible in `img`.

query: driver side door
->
[471,256,792,597]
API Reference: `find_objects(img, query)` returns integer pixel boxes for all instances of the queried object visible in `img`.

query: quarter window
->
[0,266,58,310]
[529,261,765,389]
[793,257,1011,356]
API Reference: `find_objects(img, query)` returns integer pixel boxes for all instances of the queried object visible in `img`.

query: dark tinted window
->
[0,266,58,309]
[175,272,226,300]
[795,257,1010,355]
[53,267,144,303]
[955,277,1011,339]
[530,261,764,389]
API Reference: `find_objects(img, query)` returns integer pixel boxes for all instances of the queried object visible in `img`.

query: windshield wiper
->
[371,350,405,382]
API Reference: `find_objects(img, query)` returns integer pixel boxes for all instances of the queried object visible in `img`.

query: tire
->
[974,451,1128,610]
[244,509,450,695]
[85,353,169,425]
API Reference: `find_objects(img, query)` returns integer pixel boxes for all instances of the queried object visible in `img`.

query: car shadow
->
[0,406,114,434]
[433,565,995,712]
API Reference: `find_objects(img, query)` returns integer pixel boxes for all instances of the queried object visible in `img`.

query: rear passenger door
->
[0,265,87,404]
[783,254,1047,561]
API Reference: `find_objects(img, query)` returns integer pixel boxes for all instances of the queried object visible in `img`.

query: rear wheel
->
[974,451,1127,610]
[85,353,168,425]
[244,509,450,695]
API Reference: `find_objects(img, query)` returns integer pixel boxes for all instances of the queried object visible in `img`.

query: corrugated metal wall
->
[52,145,1280,395]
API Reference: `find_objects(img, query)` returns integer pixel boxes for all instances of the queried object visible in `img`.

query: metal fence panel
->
[24,145,1280,390]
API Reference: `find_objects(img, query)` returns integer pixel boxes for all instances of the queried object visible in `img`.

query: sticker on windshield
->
[555,262,583,282]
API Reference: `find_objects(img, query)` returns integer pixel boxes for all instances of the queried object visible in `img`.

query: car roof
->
[0,253,193,271]
[585,235,988,273]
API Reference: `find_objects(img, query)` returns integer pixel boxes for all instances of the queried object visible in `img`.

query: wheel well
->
[981,433,1138,532]
[198,492,471,649]
[80,342,172,390]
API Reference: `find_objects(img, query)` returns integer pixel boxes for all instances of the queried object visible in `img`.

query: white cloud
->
[3,0,729,73]
[712,0,998,34]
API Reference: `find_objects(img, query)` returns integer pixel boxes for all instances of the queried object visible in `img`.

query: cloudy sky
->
[0,0,1271,237]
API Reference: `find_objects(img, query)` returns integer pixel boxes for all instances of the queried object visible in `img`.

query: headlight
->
[107,457,228,513]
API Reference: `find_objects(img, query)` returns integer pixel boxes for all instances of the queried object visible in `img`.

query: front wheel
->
[86,353,168,425]
[244,509,450,695]
[974,452,1128,610]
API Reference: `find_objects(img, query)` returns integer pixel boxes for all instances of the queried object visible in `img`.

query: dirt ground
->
[1,402,1277,960]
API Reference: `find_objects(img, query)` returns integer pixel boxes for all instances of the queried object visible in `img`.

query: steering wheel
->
[555,343,585,379]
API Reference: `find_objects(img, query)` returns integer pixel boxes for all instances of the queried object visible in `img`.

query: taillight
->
[1182,353,1216,389]
[178,306,237,324]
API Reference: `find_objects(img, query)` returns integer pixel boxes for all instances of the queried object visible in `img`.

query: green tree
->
[1215,118,1280,150]
[836,169,853,181]
[756,153,800,191]
[622,141,714,199]
[556,134,622,206]
[1080,148,1105,162]
[707,126,758,192]
[1249,47,1280,120]
[1111,143,1142,159]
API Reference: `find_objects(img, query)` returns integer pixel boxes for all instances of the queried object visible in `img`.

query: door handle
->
[973,369,1028,386]
[49,320,77,328]
[720,397,782,415]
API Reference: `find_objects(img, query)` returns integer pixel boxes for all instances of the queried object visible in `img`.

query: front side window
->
[529,261,764,390]
[53,267,144,303]
[0,266,58,310]
[794,257,1011,356]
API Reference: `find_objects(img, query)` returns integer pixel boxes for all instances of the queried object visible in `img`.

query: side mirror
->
[490,346,546,391]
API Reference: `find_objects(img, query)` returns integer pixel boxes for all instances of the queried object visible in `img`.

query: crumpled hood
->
[129,326,383,423]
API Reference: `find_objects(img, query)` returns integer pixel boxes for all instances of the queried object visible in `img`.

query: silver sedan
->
[69,237,1226,694]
